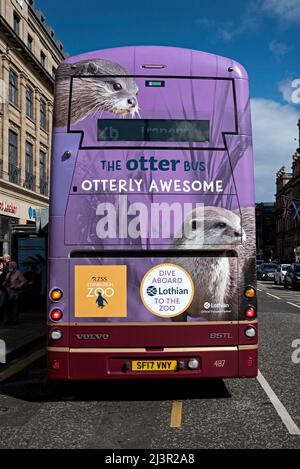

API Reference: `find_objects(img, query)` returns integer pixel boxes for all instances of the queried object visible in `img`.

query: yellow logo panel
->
[74,265,127,317]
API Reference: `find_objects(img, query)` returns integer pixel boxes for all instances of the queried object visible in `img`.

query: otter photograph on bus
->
[48,46,257,380]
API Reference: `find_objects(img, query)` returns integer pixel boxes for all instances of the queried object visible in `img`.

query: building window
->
[26,86,34,119]
[40,100,47,130]
[24,141,35,191]
[40,51,46,67]
[8,130,19,184]
[39,150,47,195]
[52,66,57,78]
[9,69,18,106]
[28,34,33,51]
[13,12,21,35]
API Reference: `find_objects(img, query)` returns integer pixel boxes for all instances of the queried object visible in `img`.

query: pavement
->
[0,282,299,449]
[0,308,46,363]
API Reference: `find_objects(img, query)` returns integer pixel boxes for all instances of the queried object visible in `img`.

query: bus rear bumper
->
[47,346,258,380]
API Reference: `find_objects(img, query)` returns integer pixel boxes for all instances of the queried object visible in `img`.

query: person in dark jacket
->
[0,260,8,322]
[3,261,26,325]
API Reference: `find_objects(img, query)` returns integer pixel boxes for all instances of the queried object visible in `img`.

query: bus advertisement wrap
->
[48,46,257,379]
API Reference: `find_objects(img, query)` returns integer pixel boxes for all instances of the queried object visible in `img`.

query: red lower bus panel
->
[48,348,240,380]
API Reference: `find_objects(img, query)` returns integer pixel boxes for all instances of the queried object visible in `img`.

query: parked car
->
[283,263,300,290]
[257,263,278,281]
[274,264,291,285]
[256,259,265,272]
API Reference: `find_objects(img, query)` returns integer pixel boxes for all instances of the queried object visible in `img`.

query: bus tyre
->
[284,282,288,289]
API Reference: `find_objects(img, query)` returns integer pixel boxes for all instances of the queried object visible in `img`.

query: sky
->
[37,0,300,202]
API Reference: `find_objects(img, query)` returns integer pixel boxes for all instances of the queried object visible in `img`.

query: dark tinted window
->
[26,86,34,119]
[97,119,210,142]
[262,264,277,271]
[40,100,47,130]
[9,69,18,106]
[13,12,20,35]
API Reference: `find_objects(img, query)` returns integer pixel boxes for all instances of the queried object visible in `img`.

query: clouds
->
[194,17,235,42]
[195,0,298,48]
[261,0,300,24]
[251,98,298,201]
[269,40,290,61]
[195,2,260,42]
[278,79,294,103]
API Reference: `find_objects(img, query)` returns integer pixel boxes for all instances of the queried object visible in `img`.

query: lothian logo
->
[147,286,157,296]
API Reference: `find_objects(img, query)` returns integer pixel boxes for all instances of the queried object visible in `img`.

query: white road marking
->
[257,370,300,435]
[257,283,300,308]
[287,302,300,309]
[266,292,281,300]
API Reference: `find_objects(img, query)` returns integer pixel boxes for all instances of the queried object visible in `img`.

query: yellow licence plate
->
[132,360,177,371]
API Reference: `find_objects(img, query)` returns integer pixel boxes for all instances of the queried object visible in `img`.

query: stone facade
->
[0,0,65,254]
[275,148,300,262]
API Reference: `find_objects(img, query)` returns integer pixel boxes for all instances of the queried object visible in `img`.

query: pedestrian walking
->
[0,260,8,322]
[3,261,26,325]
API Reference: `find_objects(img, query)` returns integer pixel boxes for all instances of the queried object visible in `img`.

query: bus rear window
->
[97,119,209,142]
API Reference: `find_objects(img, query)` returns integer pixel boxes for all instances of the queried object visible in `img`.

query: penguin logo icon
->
[96,292,108,309]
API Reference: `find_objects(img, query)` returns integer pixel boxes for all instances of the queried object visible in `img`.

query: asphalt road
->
[0,281,299,449]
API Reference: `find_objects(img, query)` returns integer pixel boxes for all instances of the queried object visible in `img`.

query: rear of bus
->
[48,46,257,380]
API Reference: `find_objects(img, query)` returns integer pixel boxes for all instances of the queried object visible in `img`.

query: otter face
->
[175,206,246,247]
[88,77,139,117]
[202,212,246,245]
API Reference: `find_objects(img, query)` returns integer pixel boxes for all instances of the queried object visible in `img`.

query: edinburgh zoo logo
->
[141,264,194,319]
[147,286,157,297]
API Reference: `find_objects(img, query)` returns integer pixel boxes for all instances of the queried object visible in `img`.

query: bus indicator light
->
[142,64,166,69]
[145,80,165,87]
[245,307,256,319]
[244,287,256,299]
[50,309,63,321]
[50,289,63,301]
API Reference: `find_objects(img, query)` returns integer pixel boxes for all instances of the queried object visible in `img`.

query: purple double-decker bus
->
[48,46,257,380]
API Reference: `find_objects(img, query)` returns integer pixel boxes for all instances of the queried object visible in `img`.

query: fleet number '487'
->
[214,360,226,367]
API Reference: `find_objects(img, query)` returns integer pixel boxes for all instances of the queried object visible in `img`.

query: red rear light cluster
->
[246,357,254,367]
[51,360,60,370]
[50,309,63,321]
[245,307,256,319]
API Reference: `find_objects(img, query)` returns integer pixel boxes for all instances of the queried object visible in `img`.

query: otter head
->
[175,206,246,247]
[202,207,246,245]
[93,76,139,116]
[66,59,139,122]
